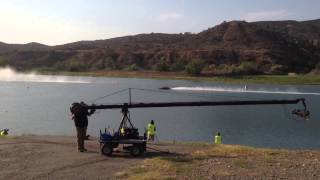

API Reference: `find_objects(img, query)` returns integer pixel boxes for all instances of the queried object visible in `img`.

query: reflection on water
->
[0,75,319,149]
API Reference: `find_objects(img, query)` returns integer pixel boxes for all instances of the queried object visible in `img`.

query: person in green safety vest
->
[215,132,222,144]
[0,129,9,137]
[147,120,156,141]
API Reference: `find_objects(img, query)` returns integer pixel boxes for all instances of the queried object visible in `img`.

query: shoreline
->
[1,135,319,179]
[35,70,320,85]
[4,134,318,151]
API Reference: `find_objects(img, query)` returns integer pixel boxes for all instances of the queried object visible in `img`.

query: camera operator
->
[70,102,95,152]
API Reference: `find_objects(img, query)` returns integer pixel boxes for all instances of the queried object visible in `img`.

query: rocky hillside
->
[0,19,319,75]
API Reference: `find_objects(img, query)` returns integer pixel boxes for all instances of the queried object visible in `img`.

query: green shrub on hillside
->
[65,58,87,72]
[155,58,170,71]
[234,61,259,75]
[53,61,66,70]
[91,59,107,70]
[170,59,187,71]
[268,64,288,75]
[0,56,8,67]
[125,64,139,71]
[205,62,261,75]
[105,57,122,70]
[185,59,205,75]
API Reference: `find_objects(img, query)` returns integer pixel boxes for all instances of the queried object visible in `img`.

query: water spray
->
[0,67,89,83]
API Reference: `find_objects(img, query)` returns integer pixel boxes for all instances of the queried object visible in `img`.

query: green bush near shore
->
[220,75,320,84]
[35,69,320,85]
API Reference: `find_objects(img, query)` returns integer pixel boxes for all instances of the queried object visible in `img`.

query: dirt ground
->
[0,135,135,179]
[0,135,194,180]
[0,136,320,180]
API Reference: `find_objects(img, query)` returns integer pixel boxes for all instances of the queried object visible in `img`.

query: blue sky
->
[0,0,319,45]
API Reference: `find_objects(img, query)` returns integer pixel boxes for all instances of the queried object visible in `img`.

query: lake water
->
[0,73,319,149]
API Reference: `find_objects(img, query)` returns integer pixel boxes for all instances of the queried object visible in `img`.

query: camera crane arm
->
[86,98,307,110]
[71,98,309,142]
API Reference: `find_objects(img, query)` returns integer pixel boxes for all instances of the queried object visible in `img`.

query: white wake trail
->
[0,67,89,84]
[171,87,320,96]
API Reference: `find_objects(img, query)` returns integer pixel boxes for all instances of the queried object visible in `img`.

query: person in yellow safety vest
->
[215,132,222,144]
[0,129,9,137]
[120,127,125,136]
[147,120,156,141]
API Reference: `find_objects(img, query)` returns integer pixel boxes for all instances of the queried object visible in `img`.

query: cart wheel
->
[130,145,143,157]
[101,144,113,156]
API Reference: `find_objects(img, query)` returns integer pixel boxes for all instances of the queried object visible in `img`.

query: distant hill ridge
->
[0,19,319,75]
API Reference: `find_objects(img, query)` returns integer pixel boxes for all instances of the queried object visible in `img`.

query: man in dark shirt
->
[70,102,95,152]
